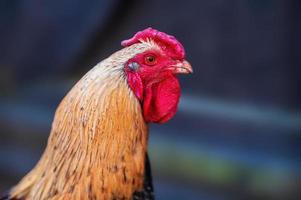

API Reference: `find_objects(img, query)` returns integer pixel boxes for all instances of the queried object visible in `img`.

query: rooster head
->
[121,27,192,124]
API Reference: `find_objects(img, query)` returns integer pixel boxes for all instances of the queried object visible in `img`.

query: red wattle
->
[142,75,180,123]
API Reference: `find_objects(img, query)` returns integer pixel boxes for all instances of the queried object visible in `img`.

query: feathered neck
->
[10,45,152,200]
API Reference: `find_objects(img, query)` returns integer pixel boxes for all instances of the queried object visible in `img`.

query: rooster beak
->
[172,60,193,74]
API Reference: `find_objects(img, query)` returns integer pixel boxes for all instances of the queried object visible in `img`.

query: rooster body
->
[4,28,192,200]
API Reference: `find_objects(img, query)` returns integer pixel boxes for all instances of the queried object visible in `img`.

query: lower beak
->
[173,60,193,74]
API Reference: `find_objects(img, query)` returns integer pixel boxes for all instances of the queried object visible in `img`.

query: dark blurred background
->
[0,0,301,199]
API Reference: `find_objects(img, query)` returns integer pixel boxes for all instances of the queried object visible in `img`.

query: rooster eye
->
[144,55,157,65]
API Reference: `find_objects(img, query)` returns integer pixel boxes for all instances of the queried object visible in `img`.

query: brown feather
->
[10,42,156,200]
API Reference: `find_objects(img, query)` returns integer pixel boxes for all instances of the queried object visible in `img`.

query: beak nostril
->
[172,60,193,74]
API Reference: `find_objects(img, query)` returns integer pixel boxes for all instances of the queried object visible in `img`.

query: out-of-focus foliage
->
[0,0,300,199]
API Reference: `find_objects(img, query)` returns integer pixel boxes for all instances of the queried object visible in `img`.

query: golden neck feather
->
[10,44,153,200]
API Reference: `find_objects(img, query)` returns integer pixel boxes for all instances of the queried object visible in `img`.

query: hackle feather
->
[10,42,157,200]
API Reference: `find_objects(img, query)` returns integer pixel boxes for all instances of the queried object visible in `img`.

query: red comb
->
[121,27,185,59]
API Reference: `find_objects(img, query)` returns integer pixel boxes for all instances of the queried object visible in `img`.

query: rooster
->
[2,28,192,200]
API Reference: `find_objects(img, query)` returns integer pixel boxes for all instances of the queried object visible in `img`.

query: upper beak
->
[172,60,193,74]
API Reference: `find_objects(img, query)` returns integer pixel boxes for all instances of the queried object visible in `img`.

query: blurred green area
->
[0,0,301,200]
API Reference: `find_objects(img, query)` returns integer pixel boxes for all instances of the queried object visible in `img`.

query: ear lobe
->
[127,71,144,101]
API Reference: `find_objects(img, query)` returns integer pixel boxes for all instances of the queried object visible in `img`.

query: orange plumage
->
[6,28,192,200]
